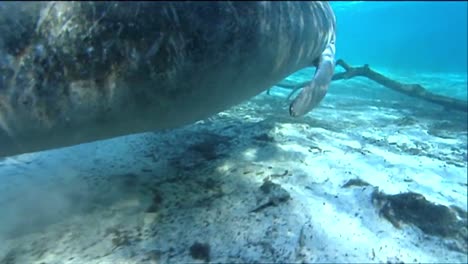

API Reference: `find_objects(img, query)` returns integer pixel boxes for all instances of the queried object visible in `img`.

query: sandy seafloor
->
[0,68,467,264]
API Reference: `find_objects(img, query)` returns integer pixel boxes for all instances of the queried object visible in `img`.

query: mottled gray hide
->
[0,2,336,157]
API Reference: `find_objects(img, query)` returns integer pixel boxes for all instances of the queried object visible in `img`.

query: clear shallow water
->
[0,2,467,263]
[331,1,468,74]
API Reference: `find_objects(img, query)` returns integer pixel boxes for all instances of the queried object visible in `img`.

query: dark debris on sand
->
[372,189,467,253]
[342,178,371,188]
[189,241,211,262]
[250,178,291,213]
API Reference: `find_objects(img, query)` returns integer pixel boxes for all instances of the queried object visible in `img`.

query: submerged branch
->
[275,59,467,113]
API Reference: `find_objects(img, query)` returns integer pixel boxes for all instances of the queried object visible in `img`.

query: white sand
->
[0,71,466,263]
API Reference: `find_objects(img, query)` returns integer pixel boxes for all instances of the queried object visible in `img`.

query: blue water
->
[0,3,467,263]
[330,1,468,74]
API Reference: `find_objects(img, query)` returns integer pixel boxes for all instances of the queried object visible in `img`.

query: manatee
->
[0,1,336,157]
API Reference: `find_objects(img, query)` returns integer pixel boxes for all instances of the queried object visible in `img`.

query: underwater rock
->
[371,189,467,252]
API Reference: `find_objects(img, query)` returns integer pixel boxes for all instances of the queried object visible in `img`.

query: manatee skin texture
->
[0,2,336,157]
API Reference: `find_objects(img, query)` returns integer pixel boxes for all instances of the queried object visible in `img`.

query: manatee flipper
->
[289,38,336,117]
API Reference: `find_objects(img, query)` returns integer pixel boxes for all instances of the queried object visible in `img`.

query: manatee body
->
[0,2,336,157]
